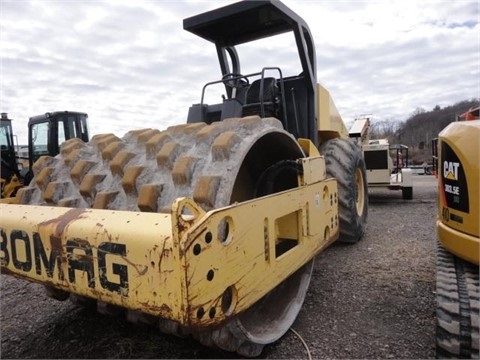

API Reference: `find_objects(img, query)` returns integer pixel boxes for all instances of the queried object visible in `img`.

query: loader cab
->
[26,111,89,182]
[184,0,318,143]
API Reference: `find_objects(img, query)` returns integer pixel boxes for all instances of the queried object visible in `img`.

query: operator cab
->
[28,111,89,164]
[186,66,286,125]
[24,111,89,185]
[184,0,317,142]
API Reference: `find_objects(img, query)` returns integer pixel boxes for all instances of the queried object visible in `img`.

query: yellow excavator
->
[0,1,368,356]
[435,106,479,358]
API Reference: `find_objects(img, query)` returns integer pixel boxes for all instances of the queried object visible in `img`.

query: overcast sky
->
[1,0,479,144]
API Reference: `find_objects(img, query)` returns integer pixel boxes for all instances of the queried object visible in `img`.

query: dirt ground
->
[0,175,437,359]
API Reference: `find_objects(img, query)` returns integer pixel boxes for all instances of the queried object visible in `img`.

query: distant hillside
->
[369,98,479,164]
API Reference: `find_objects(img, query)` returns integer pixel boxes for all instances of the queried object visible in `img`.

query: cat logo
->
[443,161,460,181]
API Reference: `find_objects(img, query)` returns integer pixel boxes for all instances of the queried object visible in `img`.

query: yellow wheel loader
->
[0,1,368,356]
[435,110,479,358]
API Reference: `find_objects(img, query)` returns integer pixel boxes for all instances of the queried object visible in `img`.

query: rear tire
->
[319,137,368,243]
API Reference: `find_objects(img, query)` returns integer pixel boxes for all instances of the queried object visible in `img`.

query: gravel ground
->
[0,175,437,359]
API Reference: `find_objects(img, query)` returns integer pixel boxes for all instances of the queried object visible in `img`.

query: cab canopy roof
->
[183,0,310,46]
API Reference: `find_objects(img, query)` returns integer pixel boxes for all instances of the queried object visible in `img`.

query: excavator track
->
[436,243,480,359]
[17,115,313,357]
